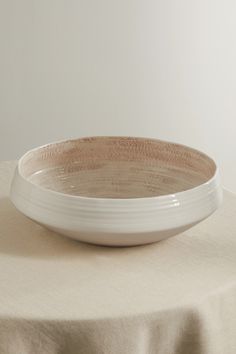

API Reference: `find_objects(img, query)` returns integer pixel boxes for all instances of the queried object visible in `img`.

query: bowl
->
[10,136,222,246]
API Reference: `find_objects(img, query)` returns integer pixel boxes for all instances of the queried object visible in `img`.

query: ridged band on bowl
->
[10,165,222,234]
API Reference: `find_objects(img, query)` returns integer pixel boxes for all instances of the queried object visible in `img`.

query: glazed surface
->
[20,137,216,198]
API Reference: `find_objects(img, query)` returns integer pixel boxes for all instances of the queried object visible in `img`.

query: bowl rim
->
[16,135,219,202]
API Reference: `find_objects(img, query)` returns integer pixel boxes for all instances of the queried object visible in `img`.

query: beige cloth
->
[0,161,236,354]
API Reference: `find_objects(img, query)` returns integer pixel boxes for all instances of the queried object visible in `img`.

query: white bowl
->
[10,136,222,246]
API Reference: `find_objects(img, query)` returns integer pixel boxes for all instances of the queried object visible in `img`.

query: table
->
[0,161,236,354]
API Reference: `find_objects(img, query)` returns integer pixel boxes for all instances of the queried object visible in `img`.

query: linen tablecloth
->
[0,161,236,354]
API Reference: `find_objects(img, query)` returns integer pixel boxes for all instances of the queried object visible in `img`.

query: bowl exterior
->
[10,165,222,246]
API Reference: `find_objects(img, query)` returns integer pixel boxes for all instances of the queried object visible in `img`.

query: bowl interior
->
[19,137,216,199]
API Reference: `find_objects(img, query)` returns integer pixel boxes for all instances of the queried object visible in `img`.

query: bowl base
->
[45,222,198,247]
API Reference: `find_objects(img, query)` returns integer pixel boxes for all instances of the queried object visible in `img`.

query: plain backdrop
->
[0,0,236,192]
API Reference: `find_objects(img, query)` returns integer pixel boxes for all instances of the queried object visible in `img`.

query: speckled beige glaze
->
[20,137,216,199]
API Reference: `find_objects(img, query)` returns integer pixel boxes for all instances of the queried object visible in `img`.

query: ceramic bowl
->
[10,136,222,246]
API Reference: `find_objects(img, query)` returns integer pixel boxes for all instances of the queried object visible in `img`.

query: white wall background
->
[0,0,236,191]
